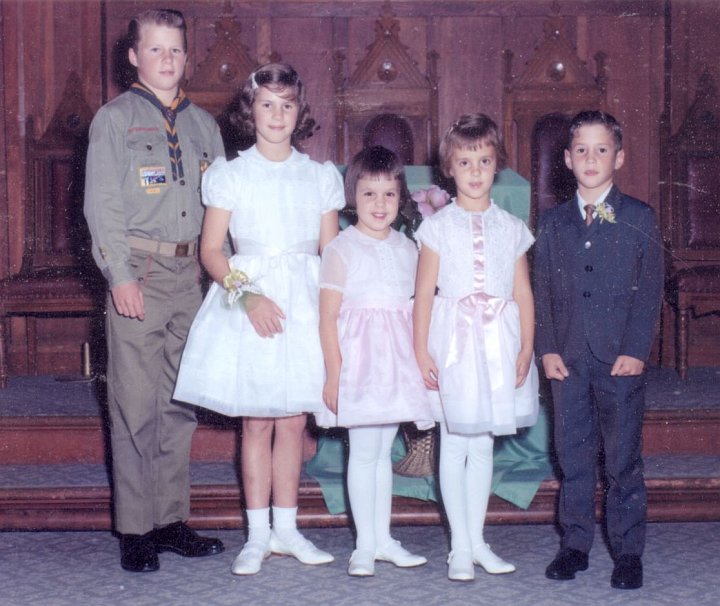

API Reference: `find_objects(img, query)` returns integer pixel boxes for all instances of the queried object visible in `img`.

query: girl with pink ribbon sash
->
[413,114,539,581]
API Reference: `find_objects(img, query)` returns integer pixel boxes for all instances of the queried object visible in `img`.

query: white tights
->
[439,423,494,552]
[347,424,399,552]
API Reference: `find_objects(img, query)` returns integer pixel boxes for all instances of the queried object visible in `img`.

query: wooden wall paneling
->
[0,0,9,280]
[434,14,504,141]
[585,12,661,208]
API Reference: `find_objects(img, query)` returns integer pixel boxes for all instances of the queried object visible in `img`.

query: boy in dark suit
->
[533,111,663,590]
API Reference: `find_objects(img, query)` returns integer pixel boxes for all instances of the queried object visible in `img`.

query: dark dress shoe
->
[545,548,589,580]
[152,521,225,557]
[120,533,159,572]
[611,555,643,589]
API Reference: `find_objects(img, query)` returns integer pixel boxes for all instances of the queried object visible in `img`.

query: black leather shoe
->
[545,548,589,580]
[611,555,643,589]
[152,521,225,557]
[120,533,159,572]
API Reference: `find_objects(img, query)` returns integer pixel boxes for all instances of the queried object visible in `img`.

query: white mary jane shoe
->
[268,531,334,565]
[375,539,427,568]
[348,549,375,577]
[231,540,270,576]
[447,550,475,582]
[472,543,516,574]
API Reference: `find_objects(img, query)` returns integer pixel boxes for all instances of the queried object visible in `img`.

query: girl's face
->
[354,174,400,240]
[448,139,497,211]
[252,85,299,159]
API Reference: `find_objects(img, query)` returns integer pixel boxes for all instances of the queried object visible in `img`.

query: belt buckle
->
[175,243,189,257]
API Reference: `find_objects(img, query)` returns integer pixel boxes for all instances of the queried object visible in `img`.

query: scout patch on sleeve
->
[139,165,167,193]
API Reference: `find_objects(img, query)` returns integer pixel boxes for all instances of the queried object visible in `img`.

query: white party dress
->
[415,201,539,436]
[314,226,433,429]
[174,146,344,417]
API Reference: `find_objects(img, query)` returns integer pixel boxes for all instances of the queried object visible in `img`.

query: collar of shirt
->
[577,185,613,220]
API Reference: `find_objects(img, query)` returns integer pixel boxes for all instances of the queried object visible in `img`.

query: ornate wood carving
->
[503,13,607,178]
[185,12,257,117]
[334,3,439,164]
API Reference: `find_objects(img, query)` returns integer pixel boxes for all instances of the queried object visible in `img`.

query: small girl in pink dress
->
[316,146,433,577]
[413,114,539,581]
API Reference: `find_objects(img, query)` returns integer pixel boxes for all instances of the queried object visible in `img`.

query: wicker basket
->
[393,423,438,478]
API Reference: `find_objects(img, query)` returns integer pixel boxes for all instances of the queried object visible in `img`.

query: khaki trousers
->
[106,252,201,535]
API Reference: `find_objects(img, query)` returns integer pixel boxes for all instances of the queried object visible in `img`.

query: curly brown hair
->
[229,63,317,145]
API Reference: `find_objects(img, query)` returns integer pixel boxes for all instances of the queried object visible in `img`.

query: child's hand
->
[243,293,286,338]
[416,351,439,390]
[541,353,569,381]
[611,355,644,376]
[322,377,339,413]
[515,349,533,388]
[111,281,145,320]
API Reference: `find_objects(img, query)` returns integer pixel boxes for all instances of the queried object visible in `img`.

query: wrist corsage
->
[596,201,616,224]
[222,268,263,306]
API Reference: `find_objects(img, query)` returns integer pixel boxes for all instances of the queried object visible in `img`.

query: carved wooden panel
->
[334,4,438,164]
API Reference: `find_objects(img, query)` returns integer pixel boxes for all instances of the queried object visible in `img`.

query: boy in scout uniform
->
[84,9,225,572]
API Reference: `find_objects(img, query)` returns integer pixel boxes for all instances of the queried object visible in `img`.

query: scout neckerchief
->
[130,82,191,182]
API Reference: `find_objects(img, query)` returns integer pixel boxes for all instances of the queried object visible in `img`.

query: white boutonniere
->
[596,201,616,224]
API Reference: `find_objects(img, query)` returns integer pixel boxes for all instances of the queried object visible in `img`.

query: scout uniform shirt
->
[84,87,225,287]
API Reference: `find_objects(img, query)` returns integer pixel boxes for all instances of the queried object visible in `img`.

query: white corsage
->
[222,268,263,306]
[596,201,616,224]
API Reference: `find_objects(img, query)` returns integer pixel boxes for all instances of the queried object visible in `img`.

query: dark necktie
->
[584,204,595,226]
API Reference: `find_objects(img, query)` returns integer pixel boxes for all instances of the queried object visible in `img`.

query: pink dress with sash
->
[314,226,433,429]
[416,201,539,436]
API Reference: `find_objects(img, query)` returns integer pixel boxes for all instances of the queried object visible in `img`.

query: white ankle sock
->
[246,507,270,544]
[272,506,302,543]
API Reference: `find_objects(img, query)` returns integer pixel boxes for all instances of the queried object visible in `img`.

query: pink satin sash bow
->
[444,292,508,393]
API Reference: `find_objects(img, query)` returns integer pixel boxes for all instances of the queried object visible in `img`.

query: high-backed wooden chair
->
[0,73,103,387]
[502,14,606,227]
[663,73,720,379]
[333,4,438,165]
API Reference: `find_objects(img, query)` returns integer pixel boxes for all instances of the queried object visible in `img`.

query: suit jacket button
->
[585,265,593,272]
[583,291,591,298]
[584,241,591,249]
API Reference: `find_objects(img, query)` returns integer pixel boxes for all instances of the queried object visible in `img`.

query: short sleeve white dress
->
[415,201,539,436]
[314,226,433,429]
[174,146,344,417]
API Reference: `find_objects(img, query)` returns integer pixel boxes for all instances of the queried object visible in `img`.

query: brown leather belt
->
[127,235,197,257]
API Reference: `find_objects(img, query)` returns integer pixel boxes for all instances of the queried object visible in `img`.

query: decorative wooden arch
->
[333,3,439,164]
[185,12,258,117]
[502,14,607,179]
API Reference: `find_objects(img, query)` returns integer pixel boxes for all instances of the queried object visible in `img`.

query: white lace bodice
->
[415,201,534,299]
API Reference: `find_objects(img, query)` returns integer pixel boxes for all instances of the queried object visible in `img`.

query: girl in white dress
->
[413,114,539,581]
[174,63,344,575]
[317,146,433,576]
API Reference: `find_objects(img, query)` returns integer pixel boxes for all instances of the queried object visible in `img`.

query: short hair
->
[229,63,317,145]
[128,9,187,52]
[438,113,507,177]
[567,110,623,151]
[343,146,416,229]
[362,114,415,165]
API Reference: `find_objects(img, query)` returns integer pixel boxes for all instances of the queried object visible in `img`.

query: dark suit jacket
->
[533,186,663,365]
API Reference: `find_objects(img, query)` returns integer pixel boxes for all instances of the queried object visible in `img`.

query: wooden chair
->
[502,13,607,191]
[333,4,438,165]
[0,73,103,387]
[663,73,720,379]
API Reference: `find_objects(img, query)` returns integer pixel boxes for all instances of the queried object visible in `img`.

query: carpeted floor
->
[1,522,718,605]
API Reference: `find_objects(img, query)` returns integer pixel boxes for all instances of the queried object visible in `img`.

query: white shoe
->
[472,543,516,574]
[231,540,270,575]
[375,539,427,568]
[447,550,475,581]
[348,549,375,576]
[269,531,334,565]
